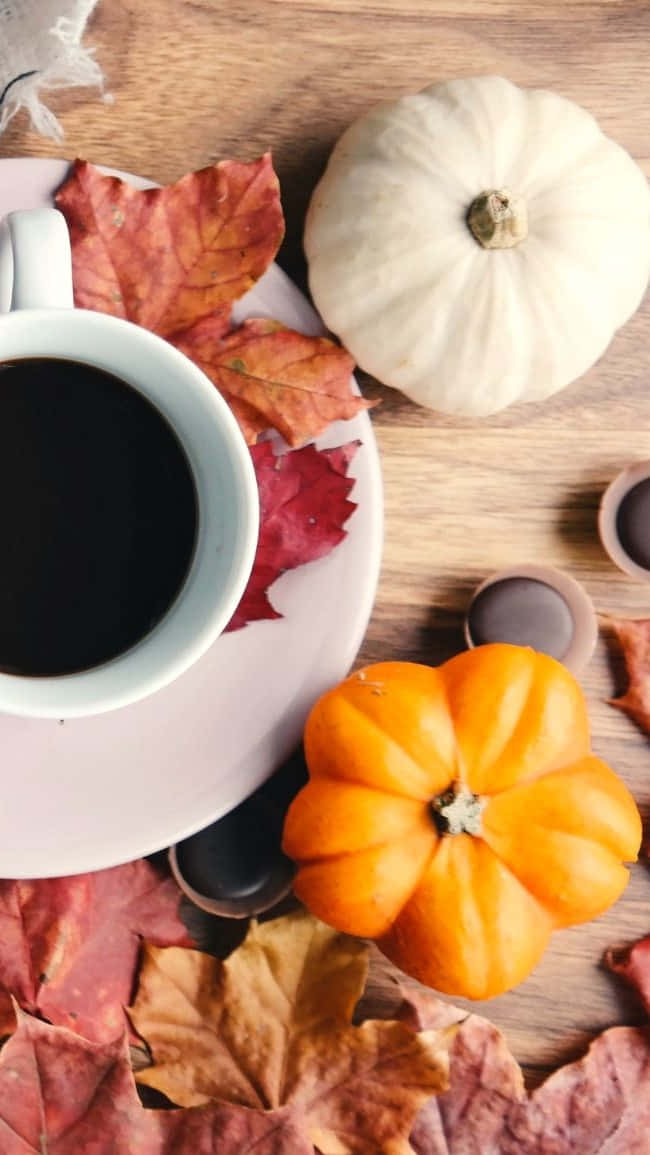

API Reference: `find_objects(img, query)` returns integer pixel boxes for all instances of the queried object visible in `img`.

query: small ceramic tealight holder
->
[598,461,650,580]
[169,793,295,919]
[464,563,598,675]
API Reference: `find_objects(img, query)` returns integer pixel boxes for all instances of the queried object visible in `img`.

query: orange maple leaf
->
[174,316,373,447]
[56,156,284,338]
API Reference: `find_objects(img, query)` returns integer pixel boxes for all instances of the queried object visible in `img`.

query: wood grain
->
[2,0,650,1086]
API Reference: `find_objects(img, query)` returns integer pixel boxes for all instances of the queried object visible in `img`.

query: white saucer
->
[0,157,383,878]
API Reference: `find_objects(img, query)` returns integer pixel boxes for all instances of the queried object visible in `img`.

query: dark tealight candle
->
[599,462,650,579]
[467,577,574,659]
[616,479,650,570]
[176,806,276,900]
[169,794,295,918]
[464,565,597,674]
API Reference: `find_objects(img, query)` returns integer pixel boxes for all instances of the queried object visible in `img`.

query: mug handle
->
[6,209,74,311]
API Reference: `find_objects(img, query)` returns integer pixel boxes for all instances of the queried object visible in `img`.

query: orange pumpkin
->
[282,644,642,999]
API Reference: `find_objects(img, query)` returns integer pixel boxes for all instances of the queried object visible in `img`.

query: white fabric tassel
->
[0,0,105,140]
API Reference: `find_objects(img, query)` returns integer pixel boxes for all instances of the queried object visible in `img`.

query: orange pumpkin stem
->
[432,786,485,836]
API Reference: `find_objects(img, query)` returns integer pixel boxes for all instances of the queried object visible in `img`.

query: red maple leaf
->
[0,1008,311,1154]
[0,859,192,1042]
[227,440,359,631]
[400,990,650,1154]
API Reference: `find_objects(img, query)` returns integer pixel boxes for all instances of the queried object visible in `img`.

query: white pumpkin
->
[304,76,650,416]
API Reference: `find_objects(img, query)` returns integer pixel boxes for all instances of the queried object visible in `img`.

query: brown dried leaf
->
[605,616,650,733]
[605,934,650,1015]
[504,1028,650,1154]
[403,989,650,1155]
[131,911,449,1155]
[401,994,524,1155]
[159,1104,314,1155]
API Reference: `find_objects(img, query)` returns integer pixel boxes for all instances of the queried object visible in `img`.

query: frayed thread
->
[0,2,105,141]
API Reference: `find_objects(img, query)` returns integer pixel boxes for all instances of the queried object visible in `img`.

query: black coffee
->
[0,357,197,676]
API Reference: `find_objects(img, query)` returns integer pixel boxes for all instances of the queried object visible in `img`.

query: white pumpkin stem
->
[432,785,486,836]
[467,189,528,250]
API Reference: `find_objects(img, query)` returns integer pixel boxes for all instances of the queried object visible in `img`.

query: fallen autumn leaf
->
[55,158,372,629]
[604,616,650,734]
[401,989,650,1154]
[0,858,192,1043]
[56,156,284,338]
[174,317,373,447]
[0,1005,312,1154]
[605,933,650,1016]
[56,158,375,447]
[130,910,449,1154]
[228,440,359,631]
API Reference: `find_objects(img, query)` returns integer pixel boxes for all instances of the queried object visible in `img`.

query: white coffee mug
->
[0,208,259,719]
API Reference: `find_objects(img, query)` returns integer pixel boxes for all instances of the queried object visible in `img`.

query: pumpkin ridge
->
[283,779,433,862]
[480,661,541,789]
[526,228,611,298]
[469,662,589,794]
[479,823,631,925]
[445,654,536,791]
[312,228,456,284]
[353,108,476,198]
[515,239,575,395]
[522,135,615,203]
[427,822,539,892]
[331,243,476,359]
[321,692,457,801]
[290,831,434,868]
[481,756,642,859]
[402,250,485,371]
[424,823,602,933]
[385,834,552,998]
[463,834,557,936]
[318,773,442,806]
[292,831,439,938]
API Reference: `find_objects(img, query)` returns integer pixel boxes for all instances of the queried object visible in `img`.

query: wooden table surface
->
[2,0,650,1086]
